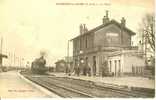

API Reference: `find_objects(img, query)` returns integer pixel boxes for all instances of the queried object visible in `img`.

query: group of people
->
[65,60,109,77]
[73,60,109,77]
[74,66,91,76]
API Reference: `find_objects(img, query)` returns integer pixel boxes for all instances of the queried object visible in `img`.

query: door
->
[115,60,117,76]
[93,56,96,76]
[118,60,121,76]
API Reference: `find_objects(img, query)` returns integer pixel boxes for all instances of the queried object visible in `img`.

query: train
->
[31,56,48,74]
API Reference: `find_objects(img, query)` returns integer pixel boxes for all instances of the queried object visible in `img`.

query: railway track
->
[23,74,154,98]
[42,76,153,97]
[25,75,93,98]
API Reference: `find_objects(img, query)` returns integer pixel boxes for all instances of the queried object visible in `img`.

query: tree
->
[139,13,155,56]
[102,60,109,77]
[138,13,155,75]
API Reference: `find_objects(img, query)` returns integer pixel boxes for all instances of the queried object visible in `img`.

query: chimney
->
[80,24,88,35]
[106,10,109,18]
[80,24,83,35]
[102,16,106,24]
[121,17,126,27]
[83,24,88,33]
[102,10,109,24]
[83,24,86,30]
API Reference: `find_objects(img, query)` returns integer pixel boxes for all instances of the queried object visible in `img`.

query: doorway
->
[93,56,96,76]
[118,60,121,76]
[115,60,117,76]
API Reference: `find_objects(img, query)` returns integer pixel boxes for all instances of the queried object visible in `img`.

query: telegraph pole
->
[14,52,15,67]
[0,37,3,67]
[67,40,69,62]
[1,36,3,54]
[67,40,70,74]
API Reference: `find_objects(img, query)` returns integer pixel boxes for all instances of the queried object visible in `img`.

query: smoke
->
[40,49,48,58]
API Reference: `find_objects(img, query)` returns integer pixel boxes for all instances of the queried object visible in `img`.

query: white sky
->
[0,0,154,66]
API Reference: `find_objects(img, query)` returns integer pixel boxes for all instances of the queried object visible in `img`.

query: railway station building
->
[55,59,67,72]
[0,53,7,65]
[0,53,8,72]
[71,11,145,77]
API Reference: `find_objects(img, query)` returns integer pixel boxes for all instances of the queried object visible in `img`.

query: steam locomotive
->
[31,56,48,74]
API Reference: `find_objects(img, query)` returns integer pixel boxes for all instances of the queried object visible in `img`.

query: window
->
[85,57,88,65]
[109,61,112,72]
[118,60,121,72]
[115,60,117,75]
[85,36,88,48]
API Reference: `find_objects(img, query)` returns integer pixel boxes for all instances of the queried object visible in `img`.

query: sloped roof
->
[0,54,7,58]
[71,19,136,40]
[55,59,66,64]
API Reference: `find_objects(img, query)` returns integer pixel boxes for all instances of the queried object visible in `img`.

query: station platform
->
[0,71,59,98]
[49,72,155,89]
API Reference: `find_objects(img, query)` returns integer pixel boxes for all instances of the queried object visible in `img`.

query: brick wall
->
[94,24,131,47]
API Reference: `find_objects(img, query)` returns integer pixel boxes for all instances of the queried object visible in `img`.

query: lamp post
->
[21,58,24,68]
[67,40,70,75]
